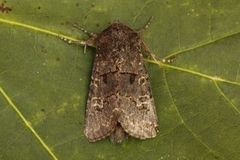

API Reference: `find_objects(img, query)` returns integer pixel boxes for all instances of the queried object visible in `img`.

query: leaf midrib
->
[0,18,239,87]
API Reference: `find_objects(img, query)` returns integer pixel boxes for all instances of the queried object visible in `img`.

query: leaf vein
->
[163,70,224,159]
[213,81,240,115]
[52,134,84,149]
[0,86,59,160]
[0,18,85,46]
[163,30,240,59]
[146,59,240,87]
[133,0,155,23]
[208,2,213,40]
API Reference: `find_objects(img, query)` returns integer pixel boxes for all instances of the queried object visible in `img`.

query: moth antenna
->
[59,22,97,48]
[73,23,98,38]
[137,16,153,33]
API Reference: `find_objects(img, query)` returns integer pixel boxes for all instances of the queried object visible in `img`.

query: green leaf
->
[0,0,240,160]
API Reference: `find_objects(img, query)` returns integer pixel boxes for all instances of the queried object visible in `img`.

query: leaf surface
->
[0,0,240,160]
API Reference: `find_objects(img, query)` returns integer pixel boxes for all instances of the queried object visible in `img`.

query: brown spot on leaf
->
[0,2,12,13]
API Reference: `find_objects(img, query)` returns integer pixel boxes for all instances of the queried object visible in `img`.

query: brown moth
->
[64,19,158,143]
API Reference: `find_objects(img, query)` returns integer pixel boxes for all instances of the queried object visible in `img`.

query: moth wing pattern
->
[84,56,118,142]
[117,60,158,139]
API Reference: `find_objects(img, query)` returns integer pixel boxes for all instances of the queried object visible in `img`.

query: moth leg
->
[138,17,175,63]
[59,36,86,45]
[137,16,153,33]
[141,42,174,64]
[59,35,96,53]
[141,41,158,61]
[59,22,98,53]
[73,23,99,53]
[137,16,162,62]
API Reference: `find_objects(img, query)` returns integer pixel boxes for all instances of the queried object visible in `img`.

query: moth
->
[63,18,158,143]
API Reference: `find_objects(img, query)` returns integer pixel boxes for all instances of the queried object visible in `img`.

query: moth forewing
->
[83,22,158,143]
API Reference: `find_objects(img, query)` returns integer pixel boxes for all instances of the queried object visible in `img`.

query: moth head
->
[104,22,137,38]
[96,22,140,53]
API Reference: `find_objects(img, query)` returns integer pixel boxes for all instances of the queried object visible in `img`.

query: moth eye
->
[130,74,136,84]
[103,74,107,84]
